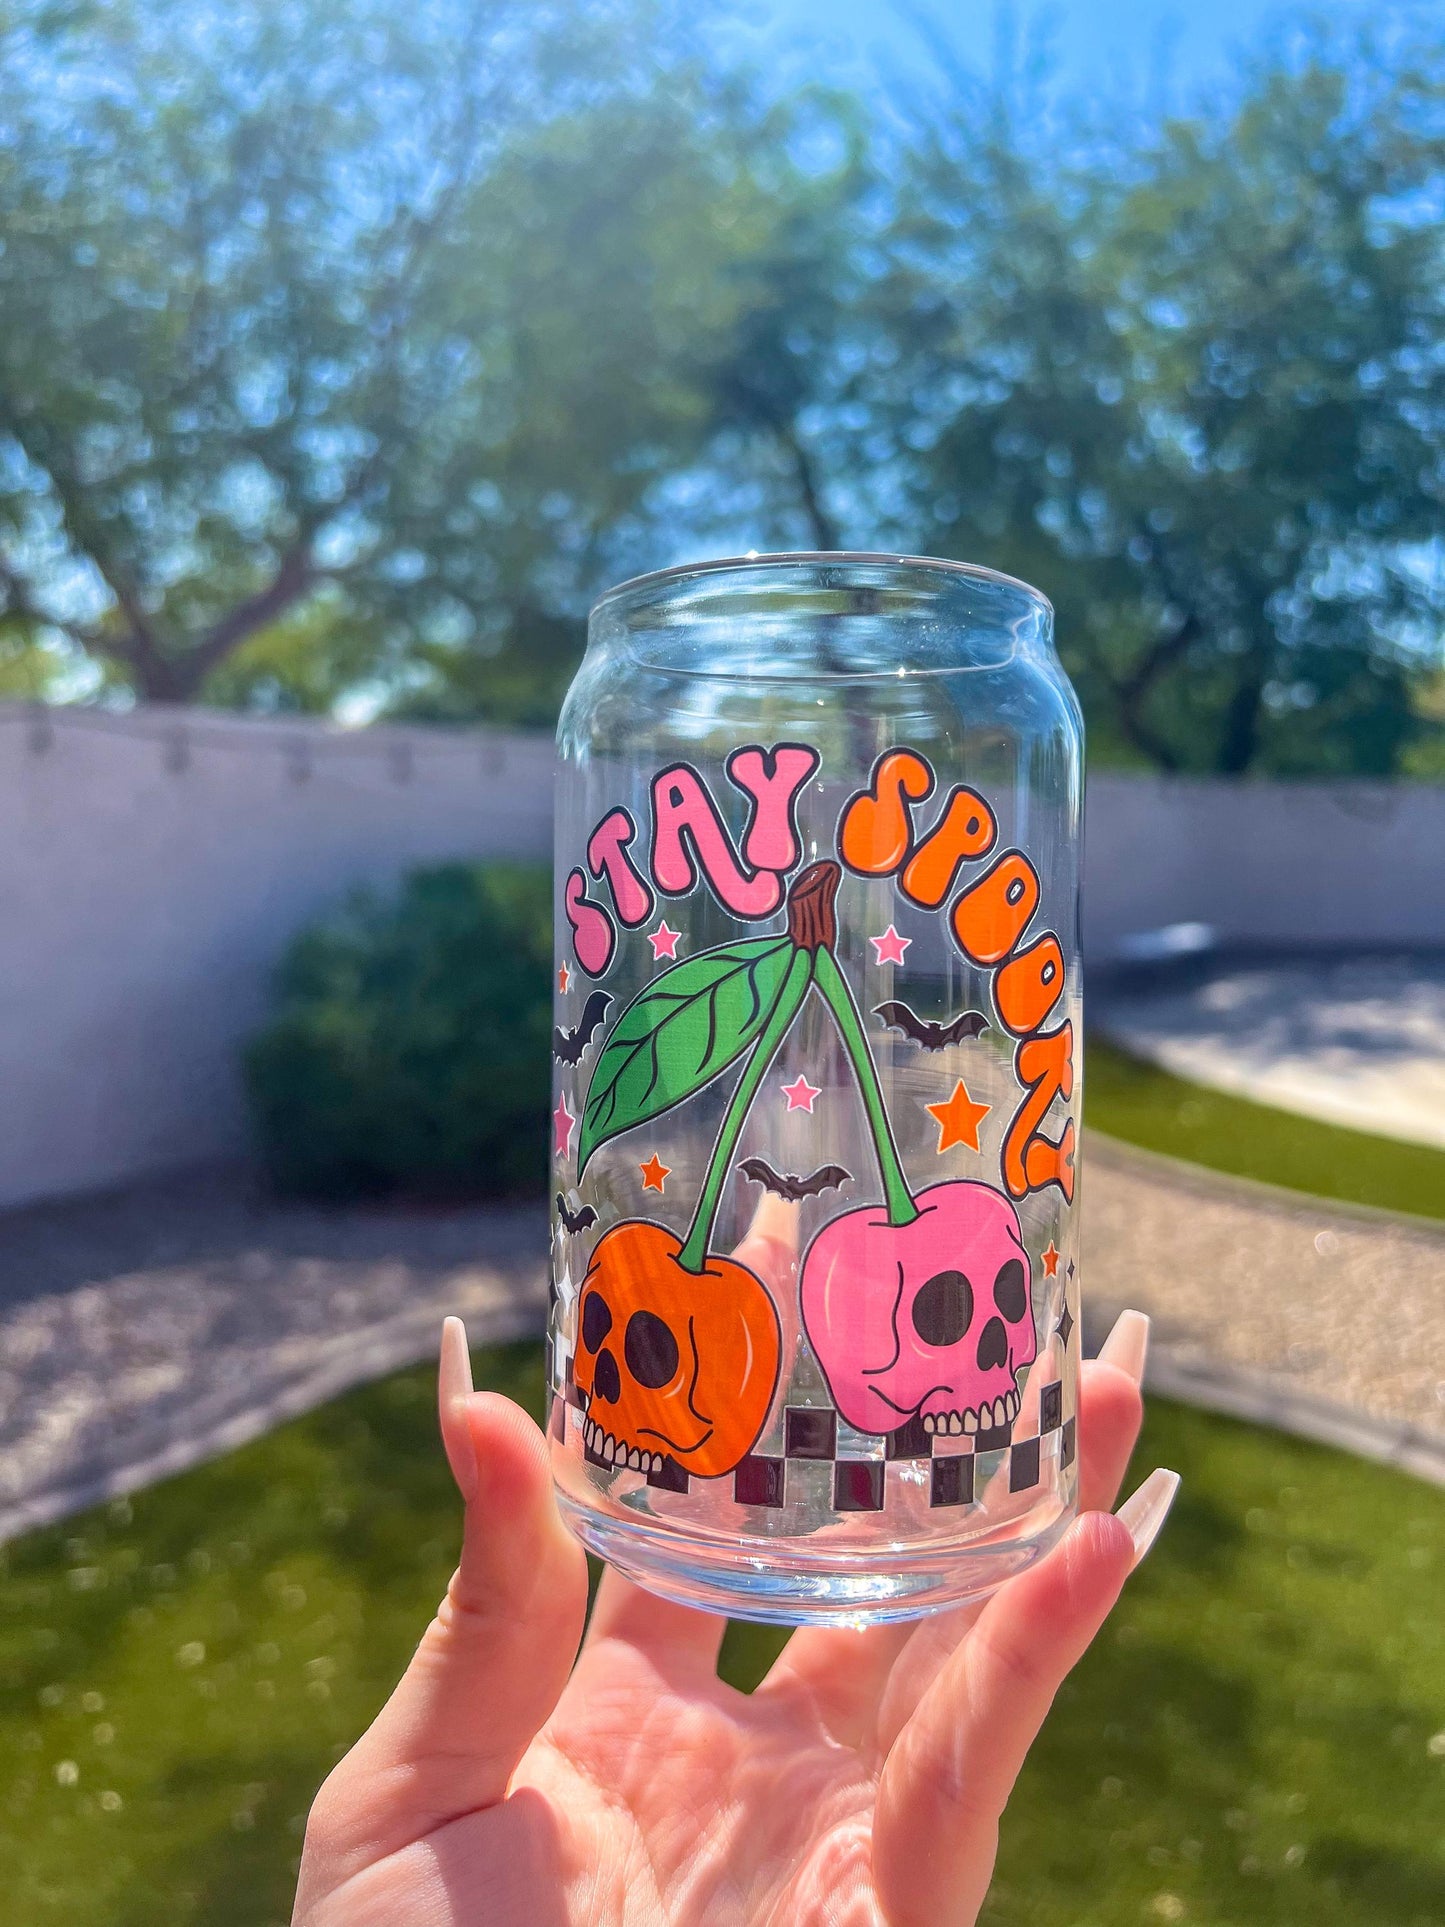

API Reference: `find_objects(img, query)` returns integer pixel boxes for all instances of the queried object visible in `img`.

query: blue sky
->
[725,0,1376,104]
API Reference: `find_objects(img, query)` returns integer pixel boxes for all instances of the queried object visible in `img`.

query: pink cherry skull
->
[800,1180,1037,1437]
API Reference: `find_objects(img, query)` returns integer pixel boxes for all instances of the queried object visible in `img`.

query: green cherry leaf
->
[578,937,799,1172]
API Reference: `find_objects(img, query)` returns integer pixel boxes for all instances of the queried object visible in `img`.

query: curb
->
[7,1307,1439,1550]
[1086,1129,1445,1238]
[1137,1348,1445,1489]
[0,1297,545,1546]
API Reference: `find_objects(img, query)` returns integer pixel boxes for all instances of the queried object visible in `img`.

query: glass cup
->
[547,553,1082,1624]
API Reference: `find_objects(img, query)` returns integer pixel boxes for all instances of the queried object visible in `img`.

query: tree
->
[3,2,1441,775]
[869,19,1445,774]
[0,0,812,719]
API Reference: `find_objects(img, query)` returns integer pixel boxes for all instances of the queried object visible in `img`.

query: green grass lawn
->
[0,1342,1440,1927]
[1086,1034,1445,1221]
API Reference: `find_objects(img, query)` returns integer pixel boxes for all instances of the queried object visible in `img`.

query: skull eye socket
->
[976,1317,1009,1371]
[581,1289,613,1354]
[624,1309,680,1389]
[593,1347,621,1404]
[911,1269,975,1348]
[993,1258,1027,1323]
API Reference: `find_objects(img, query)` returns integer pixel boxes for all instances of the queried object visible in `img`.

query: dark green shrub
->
[245,862,551,1198]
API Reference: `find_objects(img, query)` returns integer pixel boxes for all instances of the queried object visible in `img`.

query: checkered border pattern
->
[555,1360,1072,1511]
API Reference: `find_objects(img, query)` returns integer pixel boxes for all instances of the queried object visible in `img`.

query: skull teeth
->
[583,1421,661,1475]
[922,1391,1021,1436]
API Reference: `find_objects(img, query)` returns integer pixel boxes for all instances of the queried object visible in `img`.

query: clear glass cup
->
[548,553,1082,1624]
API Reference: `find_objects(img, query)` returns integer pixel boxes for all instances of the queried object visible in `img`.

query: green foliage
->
[0,3,1441,771]
[869,21,1445,775]
[0,1345,1441,1925]
[244,863,551,1198]
[578,936,797,1170]
[1086,1034,1445,1220]
[0,0,835,716]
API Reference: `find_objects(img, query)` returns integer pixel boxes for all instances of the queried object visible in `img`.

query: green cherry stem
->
[811,946,920,1228]
[675,946,814,1275]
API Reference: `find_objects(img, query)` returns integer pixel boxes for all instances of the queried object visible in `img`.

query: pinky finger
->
[873,1471,1178,1927]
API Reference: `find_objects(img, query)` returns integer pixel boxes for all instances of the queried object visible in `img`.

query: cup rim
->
[591,549,1055,622]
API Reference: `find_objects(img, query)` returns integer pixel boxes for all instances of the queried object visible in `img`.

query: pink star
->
[781,1073,822,1113]
[870,924,912,966]
[552,1093,575,1160]
[648,922,681,961]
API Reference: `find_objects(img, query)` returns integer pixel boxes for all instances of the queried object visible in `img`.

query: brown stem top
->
[787,860,840,953]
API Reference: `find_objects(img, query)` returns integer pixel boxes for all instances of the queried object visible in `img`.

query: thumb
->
[299,1320,588,1895]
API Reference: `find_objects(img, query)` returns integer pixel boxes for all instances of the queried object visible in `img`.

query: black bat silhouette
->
[873,1000,990,1050]
[555,1192,598,1235]
[737,1157,852,1202]
[552,990,612,1065]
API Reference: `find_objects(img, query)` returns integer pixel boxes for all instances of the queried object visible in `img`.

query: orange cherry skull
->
[574,1220,781,1479]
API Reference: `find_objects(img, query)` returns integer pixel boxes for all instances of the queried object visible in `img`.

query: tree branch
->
[1080,608,1201,771]
[0,551,115,661]
[175,545,320,696]
[0,34,499,707]
[328,29,497,519]
[0,399,186,695]
[1116,609,1200,702]
[779,423,841,550]
[1217,649,1269,774]
[0,554,50,630]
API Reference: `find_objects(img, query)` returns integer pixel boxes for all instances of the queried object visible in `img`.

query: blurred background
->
[0,2,1441,1922]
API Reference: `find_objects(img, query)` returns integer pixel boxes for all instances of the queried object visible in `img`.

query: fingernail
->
[1099,1308,1150,1385]
[439,1317,478,1502]
[1115,1467,1179,1568]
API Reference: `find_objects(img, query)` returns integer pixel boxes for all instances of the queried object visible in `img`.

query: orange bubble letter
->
[993,932,1065,1037]
[949,850,1041,966]
[1002,1022,1075,1203]
[901,785,998,906]
[838,750,934,876]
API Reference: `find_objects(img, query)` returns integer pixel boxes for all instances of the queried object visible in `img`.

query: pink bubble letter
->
[587,807,653,928]
[564,867,615,977]
[649,764,783,918]
[727,743,820,873]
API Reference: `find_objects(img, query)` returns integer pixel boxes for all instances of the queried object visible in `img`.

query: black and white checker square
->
[571,1381,1070,1513]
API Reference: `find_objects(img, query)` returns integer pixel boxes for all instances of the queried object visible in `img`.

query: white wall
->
[0,706,553,1208]
[1082,773,1445,958]
[1,705,1440,1208]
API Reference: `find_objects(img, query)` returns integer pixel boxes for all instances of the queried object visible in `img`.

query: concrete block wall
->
[1,704,1439,1207]
[0,706,552,1207]
[1082,773,1445,957]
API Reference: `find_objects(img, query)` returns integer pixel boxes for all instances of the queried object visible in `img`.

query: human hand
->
[293,1305,1172,1927]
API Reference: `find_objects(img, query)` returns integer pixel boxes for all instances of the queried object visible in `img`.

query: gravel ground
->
[1083,1135,1445,1479]
[0,1141,1440,1543]
[0,1170,548,1541]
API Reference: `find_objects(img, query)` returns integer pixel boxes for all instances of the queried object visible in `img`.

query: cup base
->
[558,1493,1076,1626]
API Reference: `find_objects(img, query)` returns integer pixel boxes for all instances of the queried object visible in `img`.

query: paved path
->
[1099,951,1445,1149]
[1083,1136,1445,1483]
[0,1172,548,1541]
[0,1143,1440,1542]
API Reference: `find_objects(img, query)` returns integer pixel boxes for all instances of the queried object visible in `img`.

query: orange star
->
[557,962,571,993]
[1041,1241,1060,1278]
[925,1079,991,1153]
[638,1152,671,1193]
